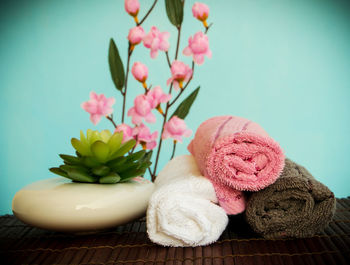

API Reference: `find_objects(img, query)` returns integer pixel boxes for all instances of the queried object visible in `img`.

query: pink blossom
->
[128,26,145,46]
[162,116,192,143]
[124,0,140,17]
[146,86,171,109]
[81,92,115,125]
[183,31,212,65]
[166,60,193,90]
[127,94,156,125]
[192,2,209,26]
[134,123,158,150]
[143,26,170,59]
[114,124,135,143]
[131,62,148,87]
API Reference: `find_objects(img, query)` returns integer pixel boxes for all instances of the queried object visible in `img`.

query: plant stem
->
[165,51,171,68]
[175,26,181,60]
[205,23,213,34]
[138,0,158,26]
[106,115,117,128]
[170,141,177,159]
[122,45,133,123]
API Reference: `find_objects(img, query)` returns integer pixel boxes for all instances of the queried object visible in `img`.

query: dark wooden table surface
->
[1,198,350,265]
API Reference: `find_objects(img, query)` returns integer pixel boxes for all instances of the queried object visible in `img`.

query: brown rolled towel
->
[245,158,336,239]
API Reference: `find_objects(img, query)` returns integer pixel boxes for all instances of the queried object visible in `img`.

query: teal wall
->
[1,0,350,214]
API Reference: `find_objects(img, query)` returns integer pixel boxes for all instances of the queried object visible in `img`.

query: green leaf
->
[171,86,200,119]
[83,156,102,168]
[100,130,112,143]
[119,169,145,182]
[60,165,97,183]
[92,165,110,176]
[107,131,123,154]
[49,167,69,178]
[108,38,125,91]
[91,140,110,163]
[140,150,153,163]
[60,164,89,173]
[137,161,152,171]
[99,173,121,184]
[107,156,127,169]
[59,154,82,165]
[117,162,140,173]
[110,139,136,159]
[71,138,91,156]
[165,0,183,27]
[126,150,146,163]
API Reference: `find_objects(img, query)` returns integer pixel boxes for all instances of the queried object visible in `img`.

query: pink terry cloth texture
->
[188,116,285,215]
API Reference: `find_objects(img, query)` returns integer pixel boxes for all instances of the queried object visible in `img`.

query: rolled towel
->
[147,155,228,247]
[188,115,284,214]
[245,158,336,239]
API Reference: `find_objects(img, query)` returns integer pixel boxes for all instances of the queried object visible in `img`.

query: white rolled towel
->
[147,155,228,247]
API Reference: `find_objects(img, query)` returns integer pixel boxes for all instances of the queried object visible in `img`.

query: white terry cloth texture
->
[147,155,228,247]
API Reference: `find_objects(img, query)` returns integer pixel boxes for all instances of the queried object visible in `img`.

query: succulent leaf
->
[68,169,98,183]
[71,138,91,156]
[119,169,144,181]
[49,167,69,178]
[90,130,102,144]
[92,165,110,176]
[80,130,88,145]
[110,139,136,159]
[117,162,140,173]
[100,130,112,143]
[140,150,153,163]
[99,173,121,184]
[83,156,102,168]
[126,150,146,163]
[91,140,110,163]
[107,131,123,154]
[107,156,127,169]
[59,154,82,165]
[86,129,93,142]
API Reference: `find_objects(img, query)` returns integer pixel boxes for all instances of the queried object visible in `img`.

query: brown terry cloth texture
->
[245,158,336,239]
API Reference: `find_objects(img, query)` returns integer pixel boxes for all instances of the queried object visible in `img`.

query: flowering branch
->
[81,0,212,183]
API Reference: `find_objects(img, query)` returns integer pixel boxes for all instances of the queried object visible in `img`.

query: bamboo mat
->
[1,198,349,265]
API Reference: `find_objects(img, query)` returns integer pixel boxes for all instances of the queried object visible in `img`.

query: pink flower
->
[127,94,156,125]
[128,26,145,46]
[143,26,170,59]
[81,92,115,125]
[124,0,140,17]
[183,31,212,65]
[162,116,192,143]
[131,62,148,89]
[134,123,158,150]
[166,60,193,90]
[192,2,209,26]
[146,86,171,109]
[114,124,135,143]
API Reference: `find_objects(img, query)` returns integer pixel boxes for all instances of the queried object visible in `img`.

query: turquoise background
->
[1,0,350,214]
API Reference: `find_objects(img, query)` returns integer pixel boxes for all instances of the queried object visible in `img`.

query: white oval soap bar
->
[12,177,154,233]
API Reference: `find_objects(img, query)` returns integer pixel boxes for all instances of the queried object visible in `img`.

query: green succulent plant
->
[49,129,152,184]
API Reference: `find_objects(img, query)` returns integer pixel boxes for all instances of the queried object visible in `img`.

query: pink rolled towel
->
[188,116,285,215]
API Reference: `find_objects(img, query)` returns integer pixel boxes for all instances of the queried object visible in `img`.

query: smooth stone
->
[12,177,155,233]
